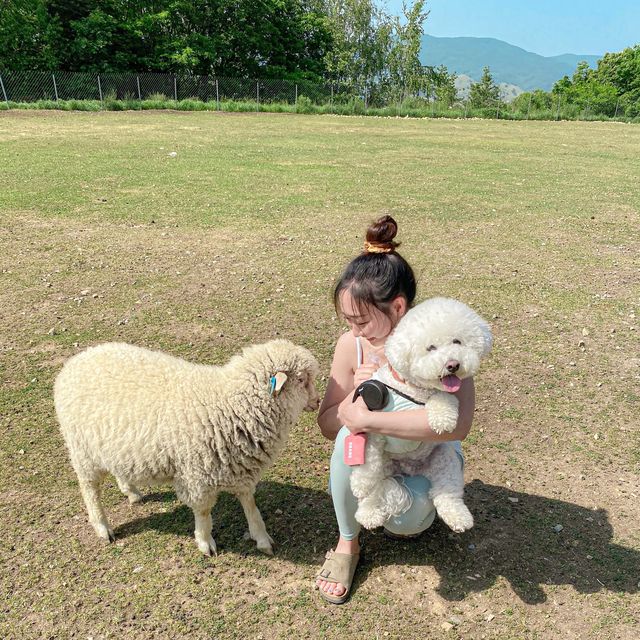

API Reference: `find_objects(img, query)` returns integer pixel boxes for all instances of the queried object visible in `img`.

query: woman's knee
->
[384,475,435,536]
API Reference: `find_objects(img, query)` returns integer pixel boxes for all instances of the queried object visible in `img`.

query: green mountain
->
[420,35,601,92]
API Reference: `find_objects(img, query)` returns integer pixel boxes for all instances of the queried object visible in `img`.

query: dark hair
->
[333,215,417,317]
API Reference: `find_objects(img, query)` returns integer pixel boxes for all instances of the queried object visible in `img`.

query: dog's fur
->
[350,297,492,532]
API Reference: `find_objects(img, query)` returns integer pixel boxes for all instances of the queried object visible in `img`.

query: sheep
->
[54,339,320,556]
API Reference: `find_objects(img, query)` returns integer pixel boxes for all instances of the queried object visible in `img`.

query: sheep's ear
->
[269,372,288,396]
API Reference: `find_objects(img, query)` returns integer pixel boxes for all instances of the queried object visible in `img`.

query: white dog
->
[350,297,492,532]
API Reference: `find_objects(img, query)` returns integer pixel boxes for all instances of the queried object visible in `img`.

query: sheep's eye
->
[427,345,437,352]
[452,339,462,345]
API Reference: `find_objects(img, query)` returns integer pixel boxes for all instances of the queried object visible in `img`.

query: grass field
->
[1,110,639,639]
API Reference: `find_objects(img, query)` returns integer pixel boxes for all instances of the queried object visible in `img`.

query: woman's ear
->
[391,296,407,318]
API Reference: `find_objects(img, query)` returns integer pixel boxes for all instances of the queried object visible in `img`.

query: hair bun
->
[364,215,400,253]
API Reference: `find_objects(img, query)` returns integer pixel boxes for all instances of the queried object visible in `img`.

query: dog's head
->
[385,297,492,393]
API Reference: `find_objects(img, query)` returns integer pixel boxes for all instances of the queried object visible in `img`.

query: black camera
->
[352,379,389,411]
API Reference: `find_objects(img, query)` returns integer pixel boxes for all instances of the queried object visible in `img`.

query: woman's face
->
[339,290,406,346]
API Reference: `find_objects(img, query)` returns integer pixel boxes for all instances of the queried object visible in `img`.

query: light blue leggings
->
[330,426,438,539]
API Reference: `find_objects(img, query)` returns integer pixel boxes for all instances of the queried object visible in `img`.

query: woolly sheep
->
[54,339,320,556]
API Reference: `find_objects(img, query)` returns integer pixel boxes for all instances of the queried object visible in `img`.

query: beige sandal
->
[316,549,360,605]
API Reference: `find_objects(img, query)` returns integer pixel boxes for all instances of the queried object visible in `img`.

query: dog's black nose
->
[446,360,460,374]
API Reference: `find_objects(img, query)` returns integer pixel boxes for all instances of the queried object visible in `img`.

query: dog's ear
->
[385,323,413,376]
[478,318,493,356]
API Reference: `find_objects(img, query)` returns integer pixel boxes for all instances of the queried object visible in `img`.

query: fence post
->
[0,74,8,106]
[215,78,219,110]
[256,81,259,111]
[52,74,58,101]
[137,76,142,100]
[526,94,532,120]
[496,100,500,119]
[174,75,177,101]
[330,84,333,111]
[614,98,619,118]
[556,95,561,120]
[295,84,298,105]
[97,75,103,102]
[464,101,468,118]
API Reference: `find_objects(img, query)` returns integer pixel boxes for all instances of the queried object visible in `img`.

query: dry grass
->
[0,110,639,639]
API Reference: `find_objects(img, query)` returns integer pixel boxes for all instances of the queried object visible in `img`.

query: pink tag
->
[344,433,367,466]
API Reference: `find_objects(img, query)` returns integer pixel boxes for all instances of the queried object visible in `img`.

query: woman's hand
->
[337,395,373,434]
[353,363,380,388]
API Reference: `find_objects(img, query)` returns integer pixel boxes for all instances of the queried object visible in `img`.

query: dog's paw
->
[425,393,459,434]
[435,499,474,533]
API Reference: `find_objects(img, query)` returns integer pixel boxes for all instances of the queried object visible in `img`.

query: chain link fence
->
[1,70,638,120]
[0,70,340,106]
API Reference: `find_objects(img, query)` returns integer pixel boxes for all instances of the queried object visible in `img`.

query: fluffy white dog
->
[350,297,492,532]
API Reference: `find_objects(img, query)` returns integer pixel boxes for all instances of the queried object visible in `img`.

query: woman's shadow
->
[115,479,639,604]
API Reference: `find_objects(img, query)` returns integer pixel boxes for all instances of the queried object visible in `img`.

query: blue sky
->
[382,0,640,57]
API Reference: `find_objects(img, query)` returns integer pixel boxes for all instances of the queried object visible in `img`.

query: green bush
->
[295,95,314,114]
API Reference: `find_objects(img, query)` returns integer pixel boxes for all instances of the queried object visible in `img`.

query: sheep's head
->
[385,297,492,393]
[259,340,320,411]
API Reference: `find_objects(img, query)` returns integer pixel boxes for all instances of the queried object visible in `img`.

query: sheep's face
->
[289,350,320,411]
[385,298,492,393]
[299,369,320,411]
[268,342,320,411]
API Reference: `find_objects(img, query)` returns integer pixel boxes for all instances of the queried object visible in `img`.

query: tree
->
[0,0,60,70]
[432,64,457,104]
[468,66,500,108]
[321,0,390,92]
[0,0,333,80]
[386,0,429,101]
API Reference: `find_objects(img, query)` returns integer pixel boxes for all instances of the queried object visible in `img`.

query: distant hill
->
[420,35,601,94]
[455,74,523,103]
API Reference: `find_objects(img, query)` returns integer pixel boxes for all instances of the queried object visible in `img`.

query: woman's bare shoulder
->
[333,331,357,367]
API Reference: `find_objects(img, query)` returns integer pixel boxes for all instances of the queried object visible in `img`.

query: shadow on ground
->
[113,479,638,604]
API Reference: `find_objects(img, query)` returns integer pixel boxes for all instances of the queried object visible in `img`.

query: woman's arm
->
[337,377,476,442]
[317,333,357,440]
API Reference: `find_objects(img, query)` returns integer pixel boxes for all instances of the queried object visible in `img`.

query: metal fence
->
[0,70,337,106]
[0,70,637,120]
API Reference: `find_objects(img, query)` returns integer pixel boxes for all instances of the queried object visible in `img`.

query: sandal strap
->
[317,549,360,586]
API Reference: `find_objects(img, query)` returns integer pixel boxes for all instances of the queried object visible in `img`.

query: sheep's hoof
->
[197,536,217,557]
[94,523,116,543]
[127,491,143,504]
[257,540,274,556]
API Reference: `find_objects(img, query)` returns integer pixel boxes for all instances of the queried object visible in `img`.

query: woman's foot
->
[316,536,360,601]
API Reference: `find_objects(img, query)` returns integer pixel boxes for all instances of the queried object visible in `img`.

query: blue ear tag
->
[268,372,288,396]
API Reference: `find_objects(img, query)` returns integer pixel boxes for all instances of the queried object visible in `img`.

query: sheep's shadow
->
[113,480,639,604]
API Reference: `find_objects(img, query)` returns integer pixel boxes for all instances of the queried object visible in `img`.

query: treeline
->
[514,46,640,118]
[1,1,638,118]
[1,0,455,103]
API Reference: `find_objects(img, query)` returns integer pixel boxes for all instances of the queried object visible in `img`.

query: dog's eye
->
[427,345,437,352]
[452,339,462,345]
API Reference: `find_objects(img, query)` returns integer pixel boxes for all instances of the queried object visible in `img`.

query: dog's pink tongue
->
[441,375,462,393]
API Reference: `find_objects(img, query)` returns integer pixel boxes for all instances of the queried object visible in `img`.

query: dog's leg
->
[350,434,387,499]
[236,487,275,556]
[352,434,411,529]
[425,445,474,532]
[425,392,459,434]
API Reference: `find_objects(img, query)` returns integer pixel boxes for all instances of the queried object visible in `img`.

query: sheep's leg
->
[77,474,115,542]
[236,489,274,556]
[190,496,219,557]
[115,476,143,504]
